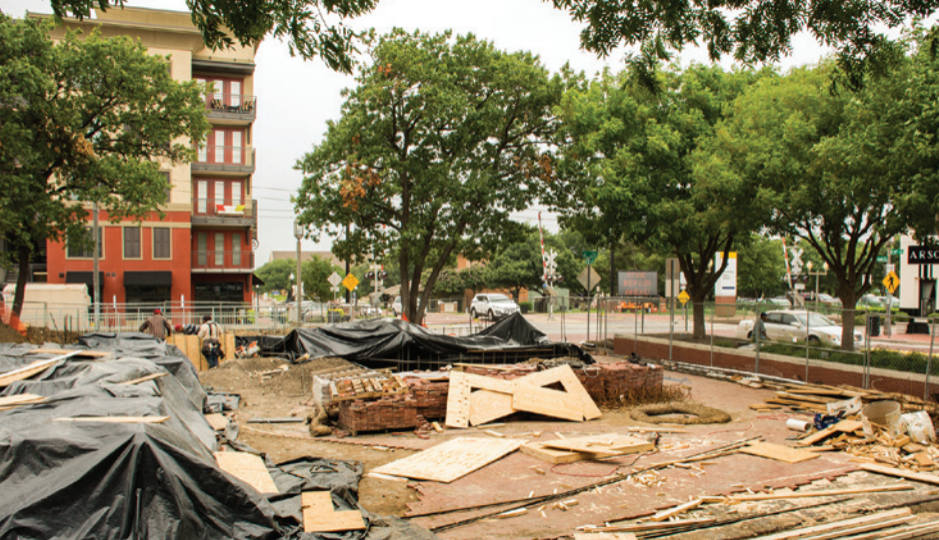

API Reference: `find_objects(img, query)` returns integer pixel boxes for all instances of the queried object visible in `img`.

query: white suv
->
[470,293,519,321]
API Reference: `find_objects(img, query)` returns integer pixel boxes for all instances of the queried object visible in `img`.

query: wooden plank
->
[214,451,280,494]
[470,389,516,426]
[543,434,654,455]
[371,437,526,483]
[0,393,46,407]
[53,416,170,423]
[301,491,365,533]
[520,441,600,464]
[118,372,169,385]
[445,371,473,428]
[873,521,939,540]
[650,498,703,522]
[860,463,939,485]
[750,508,912,540]
[797,420,861,446]
[582,519,717,533]
[740,442,820,464]
[0,359,59,387]
[574,534,638,540]
[204,413,229,431]
[460,371,517,394]
[512,384,584,421]
[30,348,111,357]
[726,484,914,501]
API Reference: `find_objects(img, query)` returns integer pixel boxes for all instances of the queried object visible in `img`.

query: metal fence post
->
[755,313,762,376]
[634,305,639,355]
[927,318,936,400]
[864,310,871,389]
[709,301,714,367]
[668,296,674,361]
[805,308,811,382]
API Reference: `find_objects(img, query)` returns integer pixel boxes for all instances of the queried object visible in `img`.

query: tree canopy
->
[295,29,560,322]
[0,15,209,315]
[487,228,582,301]
[254,259,295,294]
[302,255,343,302]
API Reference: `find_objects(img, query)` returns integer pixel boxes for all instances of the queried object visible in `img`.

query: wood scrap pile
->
[521,433,654,464]
[445,365,601,428]
[752,381,939,416]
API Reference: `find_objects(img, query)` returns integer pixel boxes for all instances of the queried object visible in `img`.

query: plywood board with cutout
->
[371,437,526,483]
[301,491,365,533]
[543,434,654,455]
[520,365,601,420]
[469,389,515,426]
[214,451,280,494]
[445,371,473,428]
[512,385,583,421]
[741,442,819,464]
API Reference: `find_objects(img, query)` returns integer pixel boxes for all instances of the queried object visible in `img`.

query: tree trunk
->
[837,286,859,351]
[690,294,707,339]
[12,245,31,319]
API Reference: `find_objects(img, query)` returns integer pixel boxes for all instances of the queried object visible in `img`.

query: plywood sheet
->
[469,389,515,426]
[301,491,365,533]
[204,413,229,431]
[741,442,819,464]
[214,451,280,494]
[512,385,583,421]
[445,371,473,428]
[521,441,618,464]
[222,333,236,364]
[371,436,526,483]
[520,365,601,420]
[543,434,654,455]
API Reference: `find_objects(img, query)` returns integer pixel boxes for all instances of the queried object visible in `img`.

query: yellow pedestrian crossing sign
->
[342,273,359,292]
[883,271,899,293]
[678,290,690,305]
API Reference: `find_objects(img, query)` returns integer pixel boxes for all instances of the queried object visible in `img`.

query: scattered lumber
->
[301,491,365,532]
[29,348,110,358]
[573,533,637,539]
[53,416,170,423]
[860,463,939,486]
[214,451,279,494]
[0,393,47,411]
[578,518,717,534]
[749,508,912,540]
[445,365,601,428]
[118,372,168,385]
[0,358,60,387]
[522,434,653,464]
[650,498,703,522]
[725,484,914,502]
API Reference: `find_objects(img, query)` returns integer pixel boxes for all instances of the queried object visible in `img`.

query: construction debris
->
[521,433,654,464]
[371,436,526,482]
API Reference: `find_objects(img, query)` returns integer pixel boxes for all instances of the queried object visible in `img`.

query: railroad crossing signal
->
[789,247,804,275]
[883,271,899,293]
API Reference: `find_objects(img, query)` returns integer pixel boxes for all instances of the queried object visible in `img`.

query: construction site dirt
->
[198,353,939,540]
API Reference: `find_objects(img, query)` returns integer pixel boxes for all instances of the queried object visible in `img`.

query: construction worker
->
[198,314,224,369]
[139,308,172,341]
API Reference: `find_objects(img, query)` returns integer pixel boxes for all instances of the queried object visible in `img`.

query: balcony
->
[191,250,255,273]
[205,94,256,123]
[192,145,255,175]
[191,198,255,228]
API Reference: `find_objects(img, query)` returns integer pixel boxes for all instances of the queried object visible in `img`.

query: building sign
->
[714,252,738,297]
[908,246,939,265]
[618,271,658,296]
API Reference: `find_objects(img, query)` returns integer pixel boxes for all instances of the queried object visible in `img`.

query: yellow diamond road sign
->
[342,273,359,292]
[678,290,690,305]
[883,271,899,293]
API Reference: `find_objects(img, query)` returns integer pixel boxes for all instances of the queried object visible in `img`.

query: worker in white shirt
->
[198,314,224,369]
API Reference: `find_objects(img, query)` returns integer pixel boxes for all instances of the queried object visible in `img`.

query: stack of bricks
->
[572,362,663,400]
[337,395,418,434]
[402,377,449,420]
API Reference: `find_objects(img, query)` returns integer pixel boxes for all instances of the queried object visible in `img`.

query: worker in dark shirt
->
[139,308,173,341]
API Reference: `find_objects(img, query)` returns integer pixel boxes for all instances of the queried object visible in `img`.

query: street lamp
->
[293,220,303,327]
[806,261,829,311]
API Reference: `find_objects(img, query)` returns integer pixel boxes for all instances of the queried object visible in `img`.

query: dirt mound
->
[0,322,70,345]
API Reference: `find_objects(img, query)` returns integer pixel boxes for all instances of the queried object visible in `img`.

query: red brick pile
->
[337,395,418,434]
[572,362,663,400]
[402,377,449,420]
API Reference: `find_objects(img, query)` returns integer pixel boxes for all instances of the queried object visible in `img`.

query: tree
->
[254,259,295,294]
[46,0,378,73]
[295,30,560,323]
[554,63,768,338]
[0,16,209,317]
[736,234,786,299]
[713,62,912,348]
[487,229,581,301]
[302,255,343,302]
[549,0,932,89]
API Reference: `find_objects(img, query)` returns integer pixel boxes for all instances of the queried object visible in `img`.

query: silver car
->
[737,310,864,348]
[470,293,519,321]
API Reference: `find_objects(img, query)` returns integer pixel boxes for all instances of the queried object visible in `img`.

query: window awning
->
[124,271,173,287]
[251,274,265,287]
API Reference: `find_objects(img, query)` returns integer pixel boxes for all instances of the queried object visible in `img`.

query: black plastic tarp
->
[0,338,437,540]
[280,312,591,365]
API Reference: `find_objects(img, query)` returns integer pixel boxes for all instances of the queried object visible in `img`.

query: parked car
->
[736,310,864,348]
[391,296,402,317]
[470,293,519,321]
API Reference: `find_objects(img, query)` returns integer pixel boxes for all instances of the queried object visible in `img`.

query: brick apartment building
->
[30,7,259,308]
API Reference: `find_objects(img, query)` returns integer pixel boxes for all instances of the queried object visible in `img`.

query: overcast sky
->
[2,0,830,265]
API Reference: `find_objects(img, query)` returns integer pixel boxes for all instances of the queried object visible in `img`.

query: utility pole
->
[345,222,351,304]
[93,201,100,329]
[293,220,302,327]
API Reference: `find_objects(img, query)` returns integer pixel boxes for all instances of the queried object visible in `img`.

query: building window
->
[153,228,171,259]
[233,232,242,267]
[162,171,171,204]
[123,227,141,259]
[214,233,224,266]
[197,233,207,266]
[197,180,207,213]
[66,227,103,259]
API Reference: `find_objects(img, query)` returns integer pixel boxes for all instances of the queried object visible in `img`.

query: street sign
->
[876,255,888,263]
[342,273,359,292]
[328,272,342,287]
[677,290,690,305]
[330,285,339,292]
[891,248,902,256]
[582,250,598,265]
[795,283,805,290]
[883,271,899,293]
[886,263,895,273]
[578,266,601,292]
